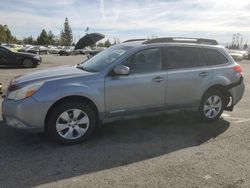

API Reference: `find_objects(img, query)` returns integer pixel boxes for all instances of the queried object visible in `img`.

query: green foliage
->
[97,42,104,47]
[104,39,111,47]
[48,30,55,45]
[97,38,120,48]
[0,24,20,44]
[36,29,56,45]
[23,36,35,45]
[60,17,73,46]
[37,29,49,45]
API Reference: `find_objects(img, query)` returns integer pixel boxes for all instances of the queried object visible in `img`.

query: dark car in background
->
[0,46,42,68]
[59,47,80,56]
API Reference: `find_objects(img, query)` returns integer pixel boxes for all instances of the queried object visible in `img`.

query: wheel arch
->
[22,57,35,66]
[201,84,232,107]
[45,95,100,131]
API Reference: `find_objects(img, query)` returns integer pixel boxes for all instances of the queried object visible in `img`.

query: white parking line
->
[222,113,250,123]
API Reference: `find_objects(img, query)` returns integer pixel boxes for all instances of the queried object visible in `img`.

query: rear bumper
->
[227,76,245,108]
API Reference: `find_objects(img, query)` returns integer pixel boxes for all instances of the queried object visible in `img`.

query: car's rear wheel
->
[46,101,97,144]
[22,58,35,68]
[199,91,225,122]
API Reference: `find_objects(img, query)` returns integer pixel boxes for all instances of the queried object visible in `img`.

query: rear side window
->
[204,48,228,65]
[167,47,205,69]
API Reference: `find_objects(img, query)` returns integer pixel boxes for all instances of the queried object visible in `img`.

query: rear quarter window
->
[204,48,229,66]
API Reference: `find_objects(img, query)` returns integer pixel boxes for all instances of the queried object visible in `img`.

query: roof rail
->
[143,37,218,45]
[123,39,146,43]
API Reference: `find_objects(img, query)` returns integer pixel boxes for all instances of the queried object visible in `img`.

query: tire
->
[199,90,225,122]
[22,58,35,68]
[46,100,97,144]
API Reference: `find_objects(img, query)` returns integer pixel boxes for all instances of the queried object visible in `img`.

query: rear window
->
[204,48,228,65]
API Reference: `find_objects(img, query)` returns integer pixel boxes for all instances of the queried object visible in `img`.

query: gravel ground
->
[0,56,249,188]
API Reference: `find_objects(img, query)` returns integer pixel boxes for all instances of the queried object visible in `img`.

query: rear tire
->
[22,58,35,68]
[46,100,97,144]
[199,90,225,122]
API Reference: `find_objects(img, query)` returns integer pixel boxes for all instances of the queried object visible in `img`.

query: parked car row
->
[228,49,249,62]
[18,46,49,55]
[1,43,104,56]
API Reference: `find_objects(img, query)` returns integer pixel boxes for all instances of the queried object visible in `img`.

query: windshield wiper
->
[76,64,97,72]
[76,64,87,71]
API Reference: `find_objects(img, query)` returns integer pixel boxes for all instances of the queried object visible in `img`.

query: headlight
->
[34,55,40,59]
[7,82,44,101]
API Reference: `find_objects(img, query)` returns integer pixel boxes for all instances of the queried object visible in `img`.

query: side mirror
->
[113,65,130,76]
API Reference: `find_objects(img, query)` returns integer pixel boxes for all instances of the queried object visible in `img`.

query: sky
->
[1,0,250,44]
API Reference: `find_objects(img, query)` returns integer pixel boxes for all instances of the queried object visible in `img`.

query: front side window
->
[167,47,205,69]
[81,46,131,72]
[124,48,162,74]
[204,48,228,65]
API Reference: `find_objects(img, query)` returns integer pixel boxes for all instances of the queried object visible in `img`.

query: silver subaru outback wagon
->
[2,37,245,144]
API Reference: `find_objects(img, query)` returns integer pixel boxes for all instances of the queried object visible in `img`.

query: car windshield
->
[80,46,131,72]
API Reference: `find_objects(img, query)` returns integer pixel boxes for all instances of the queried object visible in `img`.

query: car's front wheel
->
[22,58,35,68]
[199,91,225,122]
[46,101,97,144]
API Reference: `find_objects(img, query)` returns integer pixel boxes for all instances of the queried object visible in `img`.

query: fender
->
[33,79,105,114]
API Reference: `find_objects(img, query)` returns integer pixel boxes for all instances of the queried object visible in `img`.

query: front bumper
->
[2,97,50,132]
[35,56,42,65]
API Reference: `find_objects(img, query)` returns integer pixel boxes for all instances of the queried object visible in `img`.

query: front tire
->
[199,91,225,122]
[22,58,35,68]
[46,101,97,144]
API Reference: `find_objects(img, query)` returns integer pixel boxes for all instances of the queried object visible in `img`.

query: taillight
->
[233,64,242,74]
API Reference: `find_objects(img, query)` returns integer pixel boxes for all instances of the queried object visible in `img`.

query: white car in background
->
[228,50,244,62]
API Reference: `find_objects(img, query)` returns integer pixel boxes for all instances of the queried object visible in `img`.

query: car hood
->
[14,66,93,85]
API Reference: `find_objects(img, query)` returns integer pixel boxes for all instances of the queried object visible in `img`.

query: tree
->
[23,36,35,45]
[60,17,73,46]
[48,30,55,45]
[243,42,248,50]
[37,29,49,45]
[97,42,104,47]
[0,24,19,44]
[104,39,111,47]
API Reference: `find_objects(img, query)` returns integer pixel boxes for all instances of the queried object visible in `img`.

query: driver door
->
[104,48,167,117]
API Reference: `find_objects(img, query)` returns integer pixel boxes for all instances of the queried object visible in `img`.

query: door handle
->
[199,72,209,77]
[152,77,164,82]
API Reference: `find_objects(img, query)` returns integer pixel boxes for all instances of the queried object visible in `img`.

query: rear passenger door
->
[165,46,213,109]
